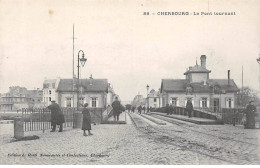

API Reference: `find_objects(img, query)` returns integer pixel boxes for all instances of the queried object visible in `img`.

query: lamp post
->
[257,57,260,95]
[146,84,149,110]
[77,50,87,110]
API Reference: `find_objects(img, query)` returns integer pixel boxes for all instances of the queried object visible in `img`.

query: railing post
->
[14,117,24,139]
[233,109,236,126]
[73,111,82,129]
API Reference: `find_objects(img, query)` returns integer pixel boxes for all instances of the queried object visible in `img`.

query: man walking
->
[112,97,121,121]
[47,100,65,132]
[138,105,142,114]
[245,100,256,129]
[186,99,193,118]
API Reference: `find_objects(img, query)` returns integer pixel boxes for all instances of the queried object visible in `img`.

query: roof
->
[161,79,239,93]
[184,64,211,75]
[57,79,108,92]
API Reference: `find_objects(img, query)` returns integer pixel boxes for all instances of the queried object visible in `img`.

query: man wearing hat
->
[112,97,121,121]
[47,100,65,132]
[245,100,257,129]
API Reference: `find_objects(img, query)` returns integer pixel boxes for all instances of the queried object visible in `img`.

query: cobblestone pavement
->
[0,112,260,164]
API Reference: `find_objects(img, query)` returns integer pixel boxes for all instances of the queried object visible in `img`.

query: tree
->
[237,87,259,108]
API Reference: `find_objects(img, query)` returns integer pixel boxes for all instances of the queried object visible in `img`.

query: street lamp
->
[77,50,87,110]
[257,57,260,96]
[146,84,149,111]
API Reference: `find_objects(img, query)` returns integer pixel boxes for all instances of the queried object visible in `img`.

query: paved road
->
[0,112,259,164]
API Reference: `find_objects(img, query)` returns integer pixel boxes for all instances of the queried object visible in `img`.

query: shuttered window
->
[226,98,233,108]
[170,97,177,106]
[201,98,208,108]
[91,98,98,107]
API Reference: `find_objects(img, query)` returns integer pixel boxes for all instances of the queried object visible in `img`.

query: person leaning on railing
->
[47,100,65,132]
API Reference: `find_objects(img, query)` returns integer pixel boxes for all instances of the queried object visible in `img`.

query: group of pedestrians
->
[46,97,259,137]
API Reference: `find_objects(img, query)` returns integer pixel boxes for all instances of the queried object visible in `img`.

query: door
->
[213,98,220,112]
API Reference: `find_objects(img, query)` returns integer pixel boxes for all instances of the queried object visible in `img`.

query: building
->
[42,78,60,106]
[160,55,239,112]
[147,89,162,108]
[56,78,109,108]
[0,86,43,111]
[132,94,145,107]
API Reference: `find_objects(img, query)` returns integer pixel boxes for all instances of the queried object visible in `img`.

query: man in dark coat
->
[112,97,121,121]
[245,101,256,129]
[169,104,174,115]
[82,103,93,136]
[186,100,193,118]
[138,105,142,114]
[143,106,146,113]
[165,104,170,115]
[47,100,65,132]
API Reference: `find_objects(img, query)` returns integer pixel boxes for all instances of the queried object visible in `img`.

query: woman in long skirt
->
[82,103,93,136]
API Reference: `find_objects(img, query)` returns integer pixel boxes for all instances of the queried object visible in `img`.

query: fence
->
[152,106,218,120]
[21,107,107,132]
[22,108,75,132]
[222,108,245,125]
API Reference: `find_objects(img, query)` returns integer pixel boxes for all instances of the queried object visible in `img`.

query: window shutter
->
[90,98,92,107]
[177,99,179,106]
[192,99,194,107]
[231,98,234,108]
[83,98,86,105]
[200,99,202,107]
[185,99,187,106]
[96,98,99,107]
[207,99,210,108]
[225,98,229,108]
[65,99,67,107]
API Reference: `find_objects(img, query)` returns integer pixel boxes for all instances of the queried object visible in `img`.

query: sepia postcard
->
[0,0,260,165]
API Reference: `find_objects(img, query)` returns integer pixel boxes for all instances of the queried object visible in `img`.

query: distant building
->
[42,78,60,106]
[106,83,117,107]
[0,86,43,111]
[160,55,239,112]
[147,89,162,108]
[132,94,145,107]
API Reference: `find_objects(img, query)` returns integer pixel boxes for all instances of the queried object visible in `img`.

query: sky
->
[0,0,260,101]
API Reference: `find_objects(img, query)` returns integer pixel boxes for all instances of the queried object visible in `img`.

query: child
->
[82,103,93,136]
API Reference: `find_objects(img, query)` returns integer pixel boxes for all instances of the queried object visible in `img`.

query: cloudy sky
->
[0,0,259,101]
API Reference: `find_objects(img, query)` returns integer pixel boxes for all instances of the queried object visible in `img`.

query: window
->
[49,97,51,101]
[79,97,85,107]
[186,87,192,94]
[49,90,52,94]
[202,98,208,108]
[52,83,55,88]
[66,98,72,107]
[154,98,157,102]
[226,98,233,108]
[171,98,177,106]
[91,98,97,107]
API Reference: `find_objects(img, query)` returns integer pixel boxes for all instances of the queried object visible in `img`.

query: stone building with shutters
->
[55,78,109,108]
[147,89,162,108]
[160,55,239,112]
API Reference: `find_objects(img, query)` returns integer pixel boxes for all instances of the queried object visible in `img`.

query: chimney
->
[228,70,230,85]
[200,55,206,68]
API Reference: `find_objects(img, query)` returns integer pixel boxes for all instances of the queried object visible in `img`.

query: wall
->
[190,73,208,83]
[148,97,160,108]
[166,92,236,109]
[59,92,106,108]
